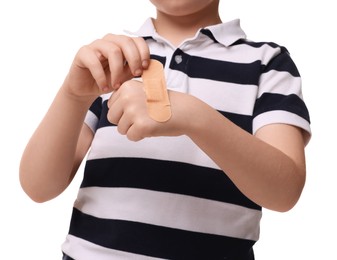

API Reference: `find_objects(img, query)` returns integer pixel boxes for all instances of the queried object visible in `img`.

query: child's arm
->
[108,83,307,212]
[185,96,307,212]
[19,35,150,202]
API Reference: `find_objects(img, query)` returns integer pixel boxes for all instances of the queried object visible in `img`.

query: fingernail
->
[142,60,149,68]
[101,86,109,92]
[134,69,142,76]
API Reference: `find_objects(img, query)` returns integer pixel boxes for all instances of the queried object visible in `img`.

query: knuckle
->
[89,38,104,48]
[118,90,131,103]
[117,34,132,43]
[106,112,116,125]
[135,119,152,135]
[127,131,142,142]
[130,56,142,65]
[107,115,114,125]
[102,33,116,40]
[77,44,92,56]
[107,45,121,56]
[117,125,126,135]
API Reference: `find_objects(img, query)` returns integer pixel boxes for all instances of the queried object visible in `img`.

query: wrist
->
[171,92,210,138]
[183,95,223,140]
[58,88,96,117]
[60,82,98,108]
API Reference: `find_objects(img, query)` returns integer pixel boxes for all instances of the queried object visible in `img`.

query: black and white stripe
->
[62,18,311,259]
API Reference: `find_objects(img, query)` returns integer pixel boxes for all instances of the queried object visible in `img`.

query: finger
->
[87,38,132,90]
[106,89,123,124]
[107,89,119,108]
[116,113,133,136]
[105,43,128,89]
[76,45,108,90]
[107,98,123,126]
[126,123,146,142]
[132,37,150,69]
[103,34,147,76]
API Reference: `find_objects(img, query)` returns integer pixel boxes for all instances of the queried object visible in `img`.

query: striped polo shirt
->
[61,18,311,259]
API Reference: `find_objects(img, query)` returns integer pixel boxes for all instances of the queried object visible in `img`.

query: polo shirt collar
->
[129,18,246,47]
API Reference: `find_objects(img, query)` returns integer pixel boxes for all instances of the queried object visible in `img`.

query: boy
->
[20,0,311,259]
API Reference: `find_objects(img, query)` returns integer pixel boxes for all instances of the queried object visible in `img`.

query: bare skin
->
[150,0,222,46]
[20,0,308,212]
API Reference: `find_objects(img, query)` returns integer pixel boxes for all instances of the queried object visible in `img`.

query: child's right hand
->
[62,34,150,101]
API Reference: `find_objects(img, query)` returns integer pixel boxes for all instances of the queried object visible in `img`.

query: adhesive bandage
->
[141,59,172,122]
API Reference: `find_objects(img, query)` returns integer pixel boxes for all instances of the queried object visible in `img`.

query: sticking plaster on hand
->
[141,59,172,122]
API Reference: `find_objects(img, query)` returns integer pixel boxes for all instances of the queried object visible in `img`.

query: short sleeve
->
[252,46,311,142]
[84,96,103,134]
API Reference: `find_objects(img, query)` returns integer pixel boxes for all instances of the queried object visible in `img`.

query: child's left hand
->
[107,79,196,141]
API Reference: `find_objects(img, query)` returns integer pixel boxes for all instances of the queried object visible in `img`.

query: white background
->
[1,0,335,259]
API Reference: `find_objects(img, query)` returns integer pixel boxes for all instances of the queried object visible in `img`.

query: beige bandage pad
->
[141,59,171,122]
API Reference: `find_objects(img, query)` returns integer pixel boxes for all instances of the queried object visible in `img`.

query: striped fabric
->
[61,18,311,259]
